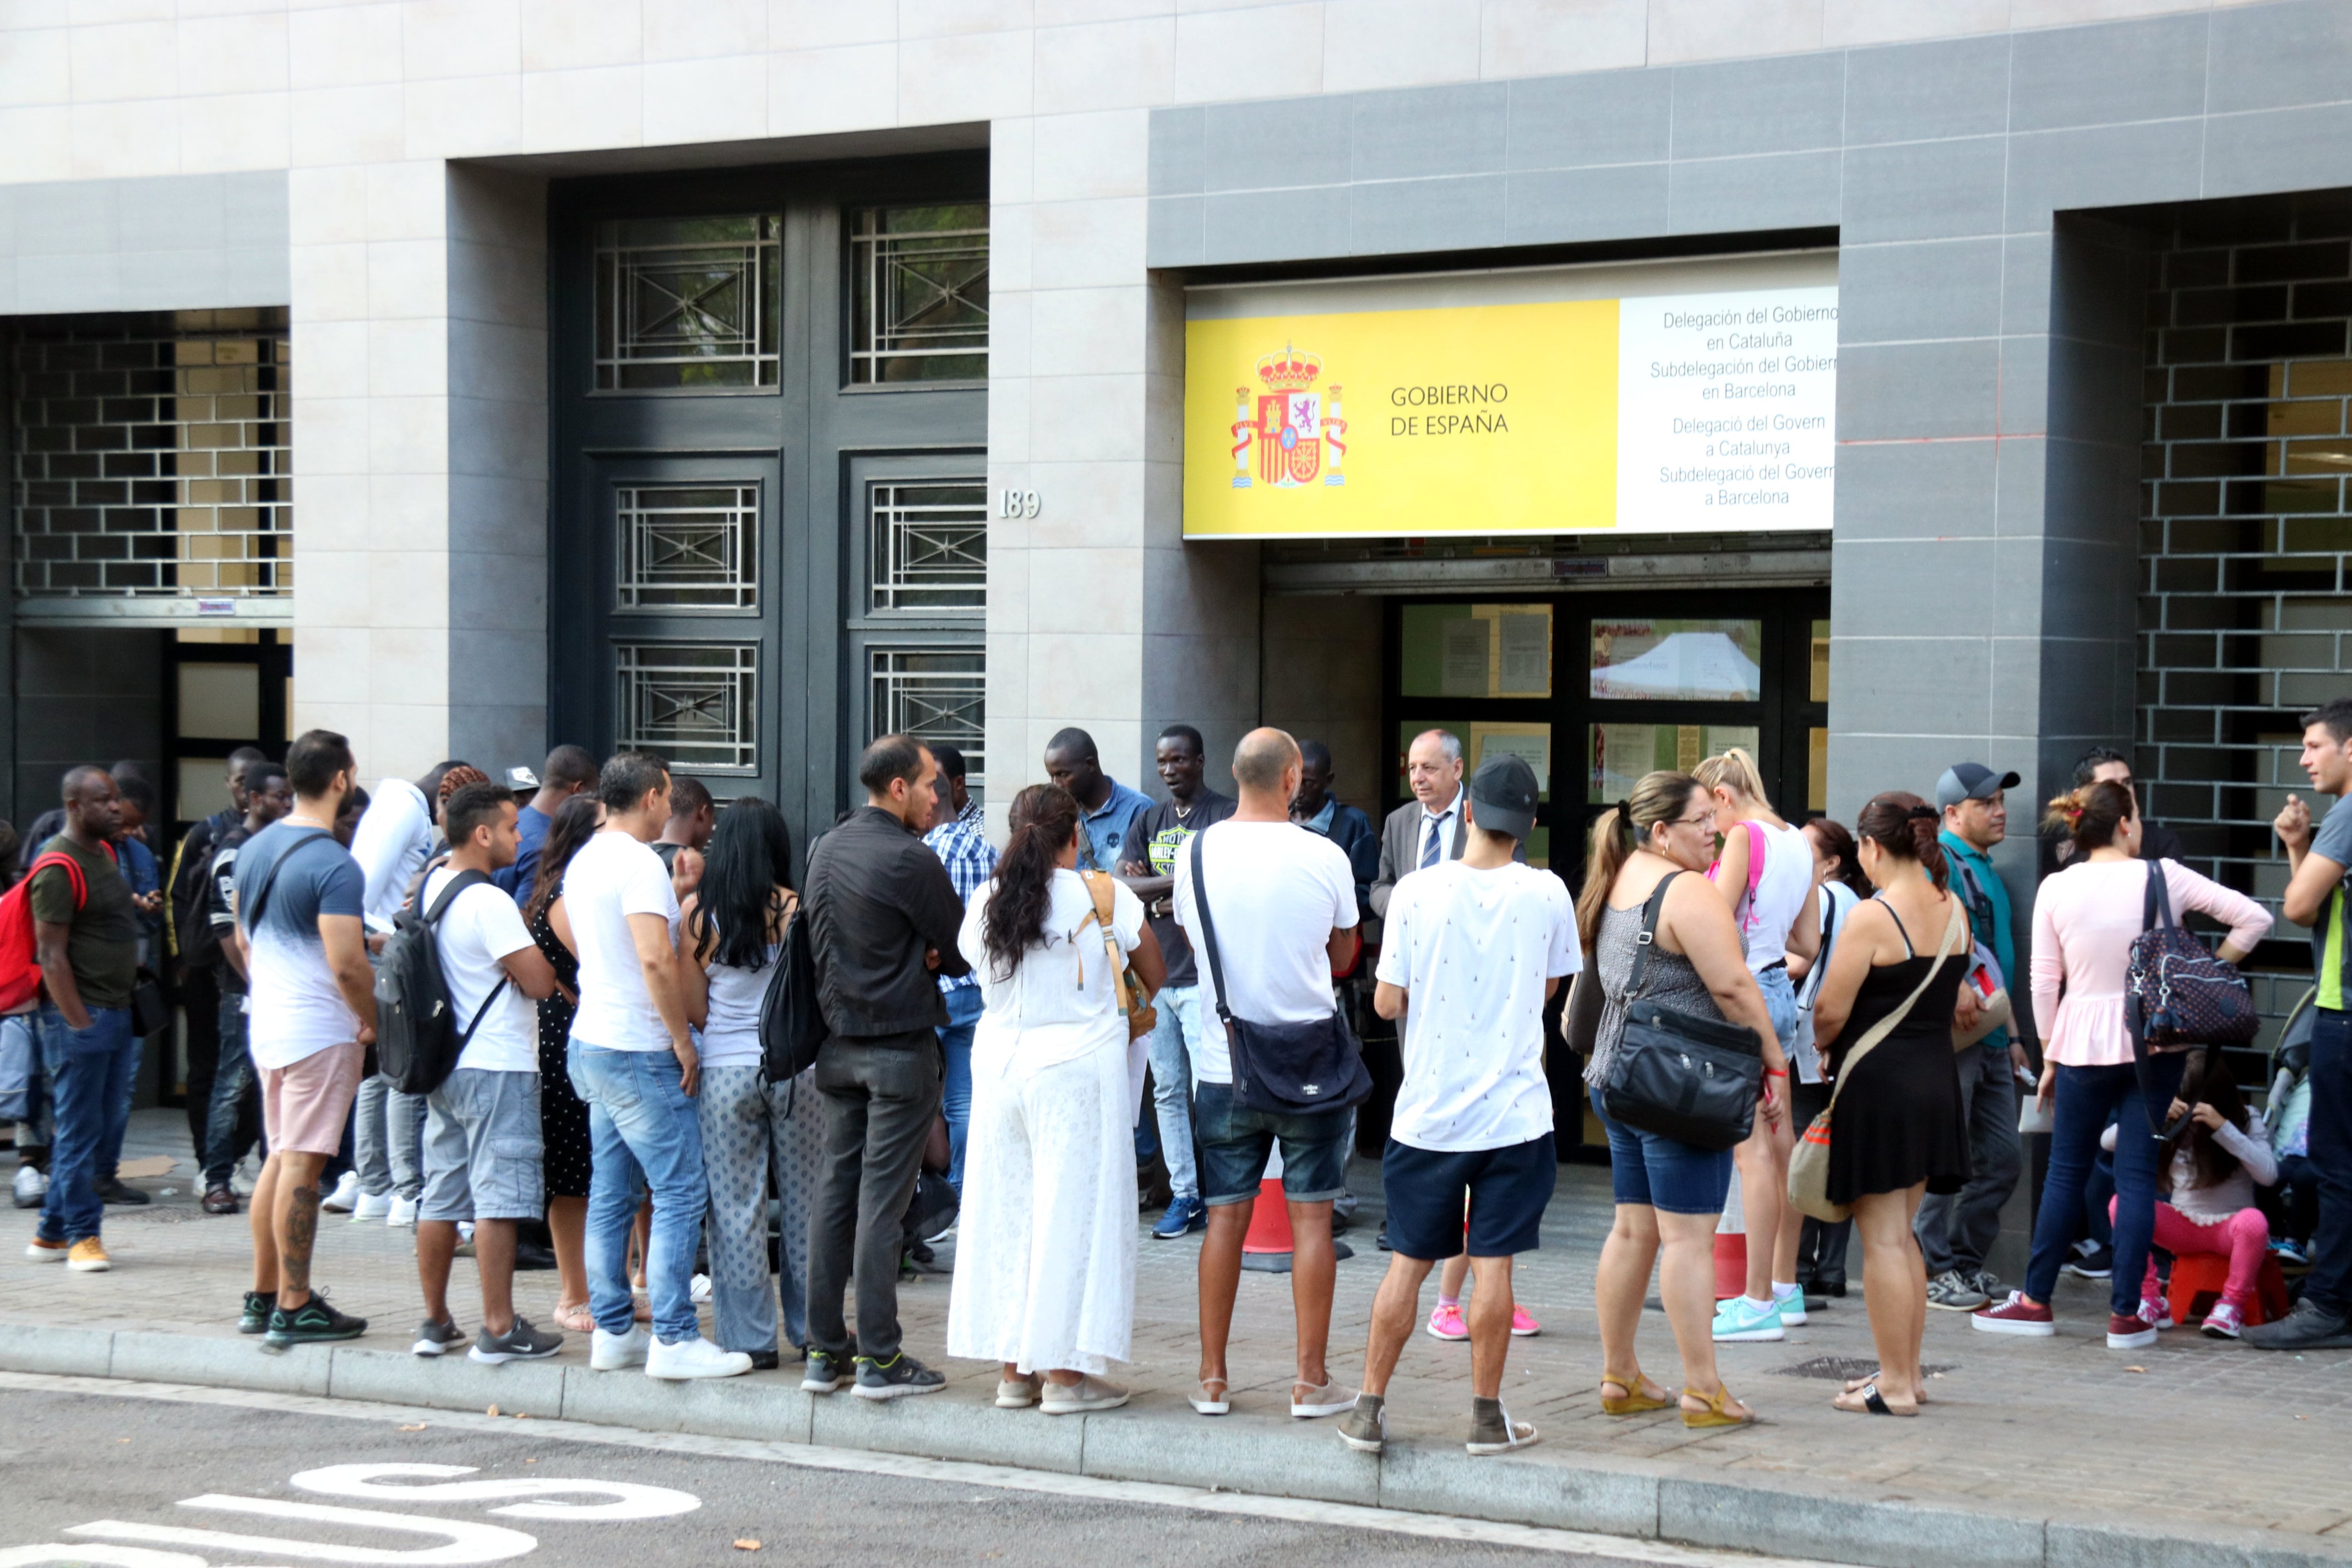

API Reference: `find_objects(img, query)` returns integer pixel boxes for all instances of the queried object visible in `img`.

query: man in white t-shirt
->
[566,752,751,1382]
[409,781,560,1365]
[347,765,455,1224]
[1338,753,1577,1458]
[1172,728,1361,1422]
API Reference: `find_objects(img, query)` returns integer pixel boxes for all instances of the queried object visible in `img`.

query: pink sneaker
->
[1426,1303,1468,1341]
[2201,1300,2245,1339]
[1971,1292,2055,1336]
[1510,1306,1541,1337]
[2139,1295,2175,1331]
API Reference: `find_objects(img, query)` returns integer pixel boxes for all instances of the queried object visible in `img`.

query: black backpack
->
[758,908,829,1081]
[374,869,509,1096]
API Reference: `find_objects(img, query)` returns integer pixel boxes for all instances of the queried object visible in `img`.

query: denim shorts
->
[1591,1086,1732,1216]
[1194,1078,1352,1206]
[1756,962,1799,1057]
[420,1068,544,1223]
[1381,1134,1556,1260]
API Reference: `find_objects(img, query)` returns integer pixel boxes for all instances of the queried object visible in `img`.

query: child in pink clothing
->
[2101,1051,2278,1338]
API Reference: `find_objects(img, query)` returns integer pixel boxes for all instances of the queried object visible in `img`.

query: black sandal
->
[1836,1380,1917,1416]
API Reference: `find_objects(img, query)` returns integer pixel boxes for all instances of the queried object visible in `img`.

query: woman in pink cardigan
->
[1973,780,2271,1349]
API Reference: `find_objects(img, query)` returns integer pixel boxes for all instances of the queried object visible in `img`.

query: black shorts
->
[1380,1134,1556,1261]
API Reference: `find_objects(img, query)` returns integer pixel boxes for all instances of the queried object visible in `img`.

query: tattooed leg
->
[273,1151,329,1309]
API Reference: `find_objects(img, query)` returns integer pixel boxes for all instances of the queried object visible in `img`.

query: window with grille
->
[10,310,291,599]
[848,204,989,384]
[869,647,984,796]
[869,480,986,612]
[616,643,758,772]
[594,215,781,393]
[616,484,759,612]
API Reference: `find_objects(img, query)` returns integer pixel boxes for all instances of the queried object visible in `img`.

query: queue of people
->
[12,702,2351,1452]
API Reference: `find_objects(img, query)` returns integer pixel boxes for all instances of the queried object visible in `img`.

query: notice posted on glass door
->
[1615,287,1837,532]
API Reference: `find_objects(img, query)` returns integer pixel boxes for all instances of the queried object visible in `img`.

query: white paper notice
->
[1615,287,1838,532]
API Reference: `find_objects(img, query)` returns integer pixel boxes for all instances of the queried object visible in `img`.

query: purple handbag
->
[2125,861,2258,1052]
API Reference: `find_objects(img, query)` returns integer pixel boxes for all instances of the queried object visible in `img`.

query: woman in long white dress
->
[946,783,1166,1413]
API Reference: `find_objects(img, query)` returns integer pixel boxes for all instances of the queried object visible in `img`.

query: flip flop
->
[1834,1380,1918,1416]
[1843,1373,1929,1404]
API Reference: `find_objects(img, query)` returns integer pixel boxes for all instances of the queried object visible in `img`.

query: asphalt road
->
[0,1381,1814,1568]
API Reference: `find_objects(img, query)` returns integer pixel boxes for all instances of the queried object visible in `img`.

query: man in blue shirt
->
[493,745,597,901]
[1291,739,1378,919]
[1043,728,1151,875]
[1921,762,2029,1314]
[921,745,995,1196]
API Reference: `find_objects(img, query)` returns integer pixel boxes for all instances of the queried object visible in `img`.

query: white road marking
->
[0,1549,208,1568]
[0,1370,1831,1568]
[68,1498,538,1565]
[291,1465,700,1521]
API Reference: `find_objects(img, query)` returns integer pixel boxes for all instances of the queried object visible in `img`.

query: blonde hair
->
[1574,770,1704,949]
[1694,747,1772,812]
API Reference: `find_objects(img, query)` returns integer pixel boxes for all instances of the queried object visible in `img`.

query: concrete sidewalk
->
[7,1109,2351,1568]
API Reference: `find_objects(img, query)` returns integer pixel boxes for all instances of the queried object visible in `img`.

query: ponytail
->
[2042,779,2134,853]
[981,783,1081,980]
[1574,770,1703,945]
[1804,816,1872,900]
[1854,790,1949,892]
[1694,746,1773,813]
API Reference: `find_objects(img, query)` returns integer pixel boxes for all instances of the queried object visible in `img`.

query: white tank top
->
[1736,819,1813,973]
[699,941,779,1068]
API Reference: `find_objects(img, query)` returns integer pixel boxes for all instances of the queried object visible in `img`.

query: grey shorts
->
[420,1068,544,1223]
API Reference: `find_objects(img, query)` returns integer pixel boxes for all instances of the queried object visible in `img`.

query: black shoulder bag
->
[1600,872,1765,1152]
[1188,829,1371,1117]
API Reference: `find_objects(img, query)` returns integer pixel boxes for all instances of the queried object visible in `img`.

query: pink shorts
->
[258,1042,364,1157]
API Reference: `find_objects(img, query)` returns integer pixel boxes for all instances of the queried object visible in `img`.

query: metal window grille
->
[2138,192,2352,1047]
[869,647,984,796]
[616,642,759,772]
[848,204,989,384]
[869,480,986,612]
[594,215,781,393]
[617,484,759,612]
[10,311,290,599]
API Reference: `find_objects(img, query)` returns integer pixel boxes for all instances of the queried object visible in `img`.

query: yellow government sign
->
[1183,298,1620,540]
[1183,266,1841,540]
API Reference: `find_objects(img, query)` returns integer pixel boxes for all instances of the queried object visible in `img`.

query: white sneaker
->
[352,1191,390,1222]
[12,1164,47,1207]
[320,1170,360,1213]
[590,1325,652,1371]
[645,1334,753,1381]
[387,1195,418,1227]
[690,1272,712,1304]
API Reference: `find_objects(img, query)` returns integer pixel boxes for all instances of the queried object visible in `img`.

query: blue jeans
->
[937,985,982,1194]
[1145,987,1202,1202]
[34,1005,136,1244]
[2302,1009,2352,1316]
[2024,1054,2186,1317]
[569,1042,709,1344]
[201,989,263,1189]
[97,1016,143,1183]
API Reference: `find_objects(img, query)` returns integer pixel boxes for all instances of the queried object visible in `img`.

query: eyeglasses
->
[1669,812,1717,827]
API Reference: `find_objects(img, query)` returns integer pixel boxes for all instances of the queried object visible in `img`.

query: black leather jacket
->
[804,805,971,1039]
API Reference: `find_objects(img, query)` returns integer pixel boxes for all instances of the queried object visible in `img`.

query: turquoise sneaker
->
[1711,1294,1786,1342]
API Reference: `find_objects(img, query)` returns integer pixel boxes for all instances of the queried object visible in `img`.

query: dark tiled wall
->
[2137,192,2352,923]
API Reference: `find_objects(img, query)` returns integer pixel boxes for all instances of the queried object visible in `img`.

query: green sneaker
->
[262,1293,368,1353]
[237,1291,275,1335]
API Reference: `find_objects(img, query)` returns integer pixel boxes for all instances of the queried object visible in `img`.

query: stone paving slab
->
[7,1110,2351,1568]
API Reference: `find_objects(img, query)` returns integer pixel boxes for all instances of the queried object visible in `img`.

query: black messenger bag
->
[1188,830,1371,1118]
[1600,872,1763,1152]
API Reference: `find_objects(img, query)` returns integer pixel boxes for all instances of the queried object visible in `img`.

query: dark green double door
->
[548,155,989,863]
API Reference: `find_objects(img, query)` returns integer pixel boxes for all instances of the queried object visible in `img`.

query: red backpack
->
[0,847,105,1012]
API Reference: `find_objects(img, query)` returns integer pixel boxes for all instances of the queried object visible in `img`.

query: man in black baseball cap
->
[1919,759,2027,1314]
[1340,750,1578,1459]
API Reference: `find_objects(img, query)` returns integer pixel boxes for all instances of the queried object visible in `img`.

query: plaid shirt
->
[923,797,996,995]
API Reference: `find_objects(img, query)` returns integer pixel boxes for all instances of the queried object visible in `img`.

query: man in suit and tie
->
[1373,729,1524,917]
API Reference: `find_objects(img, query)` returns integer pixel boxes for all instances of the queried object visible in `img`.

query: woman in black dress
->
[525,795,602,1335]
[1809,791,1971,1417]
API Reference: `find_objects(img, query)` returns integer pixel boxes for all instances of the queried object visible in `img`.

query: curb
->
[7,1321,2345,1568]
